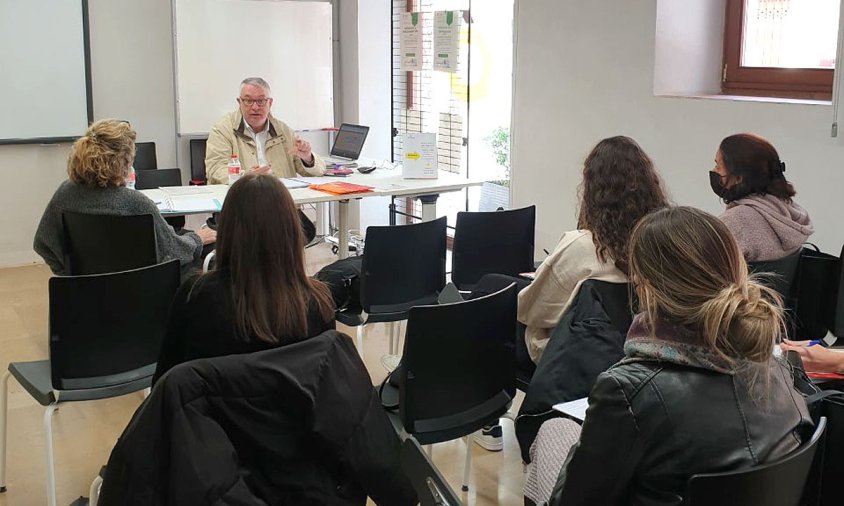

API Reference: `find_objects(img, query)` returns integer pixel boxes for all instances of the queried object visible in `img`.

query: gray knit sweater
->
[34,180,202,275]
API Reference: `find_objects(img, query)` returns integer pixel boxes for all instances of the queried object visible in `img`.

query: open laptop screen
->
[330,124,370,159]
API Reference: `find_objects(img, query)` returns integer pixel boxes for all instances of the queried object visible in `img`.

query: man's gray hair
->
[240,77,271,95]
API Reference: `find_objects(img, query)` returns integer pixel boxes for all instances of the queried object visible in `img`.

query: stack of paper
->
[552,397,589,422]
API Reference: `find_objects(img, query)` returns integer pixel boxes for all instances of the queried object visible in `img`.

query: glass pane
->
[741,0,839,69]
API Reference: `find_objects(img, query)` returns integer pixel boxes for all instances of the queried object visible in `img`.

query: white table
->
[141,167,483,258]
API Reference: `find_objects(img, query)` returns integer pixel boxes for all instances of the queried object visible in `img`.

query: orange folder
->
[309,182,373,195]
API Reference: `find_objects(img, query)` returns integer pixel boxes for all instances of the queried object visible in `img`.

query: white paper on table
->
[433,11,461,72]
[281,178,310,189]
[160,186,217,196]
[293,176,342,185]
[400,12,423,71]
[552,397,589,422]
[167,198,222,213]
[402,133,438,179]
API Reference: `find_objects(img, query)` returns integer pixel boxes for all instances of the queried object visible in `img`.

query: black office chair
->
[451,206,536,291]
[682,416,827,506]
[0,260,181,506]
[62,212,157,275]
[135,167,182,190]
[830,244,844,339]
[749,249,802,337]
[381,283,517,491]
[135,168,187,230]
[336,217,447,361]
[400,437,463,506]
[133,142,157,170]
[189,138,207,185]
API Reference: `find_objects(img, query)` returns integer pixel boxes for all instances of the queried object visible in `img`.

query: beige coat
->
[205,111,325,184]
[518,230,627,363]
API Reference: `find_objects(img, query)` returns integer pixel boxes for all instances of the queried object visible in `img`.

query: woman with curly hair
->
[518,136,669,363]
[34,119,215,277]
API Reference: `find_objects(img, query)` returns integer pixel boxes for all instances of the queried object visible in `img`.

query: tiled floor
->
[0,244,525,505]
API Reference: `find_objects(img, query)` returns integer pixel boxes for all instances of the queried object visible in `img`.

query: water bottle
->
[227,155,241,185]
[126,166,136,190]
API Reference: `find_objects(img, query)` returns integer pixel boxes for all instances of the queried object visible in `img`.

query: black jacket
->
[99,331,416,506]
[516,280,633,462]
[548,356,812,506]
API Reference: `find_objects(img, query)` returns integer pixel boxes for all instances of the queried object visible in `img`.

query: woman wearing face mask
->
[711,133,813,261]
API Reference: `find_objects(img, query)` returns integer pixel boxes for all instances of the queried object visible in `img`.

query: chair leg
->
[89,474,103,506]
[0,371,10,492]
[388,322,396,355]
[44,404,58,506]
[356,325,365,356]
[462,436,472,492]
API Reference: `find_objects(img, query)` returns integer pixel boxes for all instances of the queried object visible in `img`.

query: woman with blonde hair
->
[526,207,811,506]
[34,119,215,275]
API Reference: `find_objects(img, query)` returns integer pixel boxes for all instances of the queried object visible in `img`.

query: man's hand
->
[290,136,315,164]
[249,165,273,175]
[780,340,844,374]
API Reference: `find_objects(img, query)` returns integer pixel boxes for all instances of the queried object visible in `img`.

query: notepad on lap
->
[552,397,589,422]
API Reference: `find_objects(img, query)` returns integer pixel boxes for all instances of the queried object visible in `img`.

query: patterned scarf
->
[621,314,744,375]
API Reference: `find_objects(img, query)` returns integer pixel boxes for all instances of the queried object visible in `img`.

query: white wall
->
[512,0,844,258]
[0,0,177,267]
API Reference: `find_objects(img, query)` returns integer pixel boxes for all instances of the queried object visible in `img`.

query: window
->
[722,0,840,99]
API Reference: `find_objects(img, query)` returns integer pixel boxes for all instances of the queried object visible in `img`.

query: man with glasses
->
[204,77,325,242]
[205,77,326,184]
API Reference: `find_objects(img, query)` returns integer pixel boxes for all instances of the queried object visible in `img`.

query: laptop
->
[322,123,370,165]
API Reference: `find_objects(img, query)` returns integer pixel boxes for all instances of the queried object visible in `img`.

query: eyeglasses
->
[238,97,271,107]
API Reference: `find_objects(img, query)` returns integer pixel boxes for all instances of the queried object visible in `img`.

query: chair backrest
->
[400,437,463,506]
[399,283,517,442]
[361,217,447,315]
[451,206,536,291]
[48,259,181,390]
[62,212,158,275]
[133,142,158,170]
[832,245,844,338]
[135,167,183,190]
[189,138,207,184]
[748,248,802,302]
[683,417,827,506]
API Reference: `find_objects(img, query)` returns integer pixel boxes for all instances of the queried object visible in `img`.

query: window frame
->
[722,0,834,100]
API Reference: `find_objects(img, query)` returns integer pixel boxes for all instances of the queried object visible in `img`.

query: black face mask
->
[709,171,740,202]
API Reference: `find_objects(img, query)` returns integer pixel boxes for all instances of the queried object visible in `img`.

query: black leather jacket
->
[549,357,812,506]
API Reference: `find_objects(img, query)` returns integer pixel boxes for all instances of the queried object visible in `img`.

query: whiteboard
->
[174,0,334,134]
[0,0,91,143]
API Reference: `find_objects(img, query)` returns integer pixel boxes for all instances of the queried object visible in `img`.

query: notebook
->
[308,182,373,195]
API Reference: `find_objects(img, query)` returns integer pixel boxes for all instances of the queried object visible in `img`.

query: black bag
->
[313,256,363,312]
[795,245,840,340]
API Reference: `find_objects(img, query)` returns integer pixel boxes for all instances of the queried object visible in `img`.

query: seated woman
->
[153,173,336,384]
[712,133,813,261]
[526,206,812,506]
[519,136,669,364]
[34,119,215,276]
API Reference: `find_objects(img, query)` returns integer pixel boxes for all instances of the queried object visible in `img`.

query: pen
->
[806,340,822,347]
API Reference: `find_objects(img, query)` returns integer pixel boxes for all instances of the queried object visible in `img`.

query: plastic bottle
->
[126,166,136,190]
[227,155,241,185]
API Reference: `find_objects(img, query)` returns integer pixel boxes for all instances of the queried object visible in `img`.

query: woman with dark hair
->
[712,133,813,261]
[518,136,669,364]
[153,173,336,383]
[526,207,811,506]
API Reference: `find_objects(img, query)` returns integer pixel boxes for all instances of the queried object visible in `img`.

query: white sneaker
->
[472,424,504,452]
[380,354,401,373]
